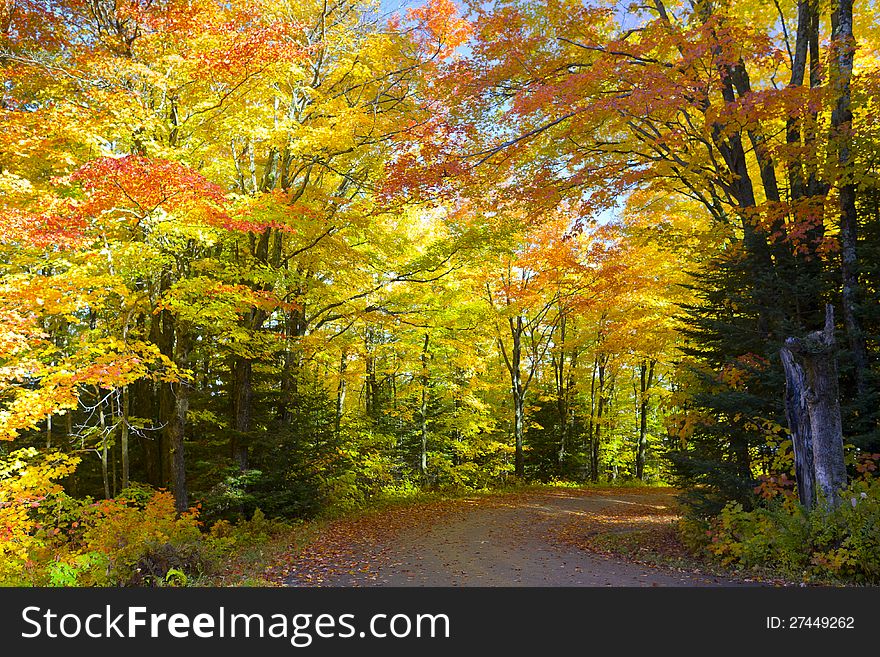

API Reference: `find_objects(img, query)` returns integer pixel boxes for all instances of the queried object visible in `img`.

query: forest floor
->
[261,487,772,587]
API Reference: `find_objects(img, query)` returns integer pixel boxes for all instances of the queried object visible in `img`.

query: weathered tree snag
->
[783,305,847,508]
[780,346,816,508]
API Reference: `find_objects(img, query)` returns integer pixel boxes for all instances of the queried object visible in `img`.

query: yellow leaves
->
[0,448,81,580]
[0,172,34,198]
[2,272,120,320]
[0,387,78,442]
[57,338,180,389]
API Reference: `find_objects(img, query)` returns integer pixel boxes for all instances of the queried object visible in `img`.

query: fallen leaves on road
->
[265,499,465,586]
[266,490,578,586]
[550,488,693,567]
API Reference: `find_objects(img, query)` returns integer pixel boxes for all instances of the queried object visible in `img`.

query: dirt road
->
[285,488,750,587]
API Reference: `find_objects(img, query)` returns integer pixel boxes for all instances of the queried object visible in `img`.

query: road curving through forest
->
[282,488,757,587]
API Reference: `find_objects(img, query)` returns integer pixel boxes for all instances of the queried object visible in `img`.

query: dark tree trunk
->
[830,0,869,398]
[587,355,598,482]
[592,355,607,483]
[419,333,430,478]
[154,268,189,511]
[365,340,377,419]
[565,349,578,469]
[231,357,252,471]
[636,359,656,481]
[168,324,191,513]
[278,305,305,426]
[156,271,175,489]
[130,372,160,487]
[783,305,847,507]
[121,385,130,490]
[780,346,816,509]
[98,392,110,499]
[552,315,573,470]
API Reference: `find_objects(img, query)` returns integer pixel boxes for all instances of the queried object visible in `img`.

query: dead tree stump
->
[780,304,847,508]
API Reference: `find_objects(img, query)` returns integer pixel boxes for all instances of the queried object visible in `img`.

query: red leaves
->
[855,453,880,475]
[0,208,86,250]
[754,474,796,501]
[407,0,472,56]
[74,155,223,210]
[72,155,231,228]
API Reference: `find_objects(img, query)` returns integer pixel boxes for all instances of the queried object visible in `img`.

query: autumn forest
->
[2,0,880,586]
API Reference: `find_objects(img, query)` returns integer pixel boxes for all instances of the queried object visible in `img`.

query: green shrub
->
[701,478,880,583]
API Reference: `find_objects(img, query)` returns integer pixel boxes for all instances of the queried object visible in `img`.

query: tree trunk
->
[121,385,130,490]
[588,355,598,482]
[784,305,847,507]
[780,347,816,508]
[565,349,578,471]
[636,359,656,481]
[511,318,525,478]
[419,333,430,478]
[156,271,175,489]
[553,315,568,469]
[830,0,869,398]
[168,324,191,513]
[335,349,347,437]
[364,330,378,419]
[154,267,189,512]
[66,412,78,497]
[278,305,305,426]
[231,357,252,471]
[99,392,110,499]
[131,374,160,487]
[592,356,607,483]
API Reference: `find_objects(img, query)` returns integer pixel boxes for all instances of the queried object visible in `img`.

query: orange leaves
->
[406,0,472,57]
[718,353,768,390]
[61,338,180,388]
[72,155,230,228]
[197,19,309,76]
[143,0,309,77]
[0,209,87,250]
[753,473,796,502]
[2,272,120,319]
